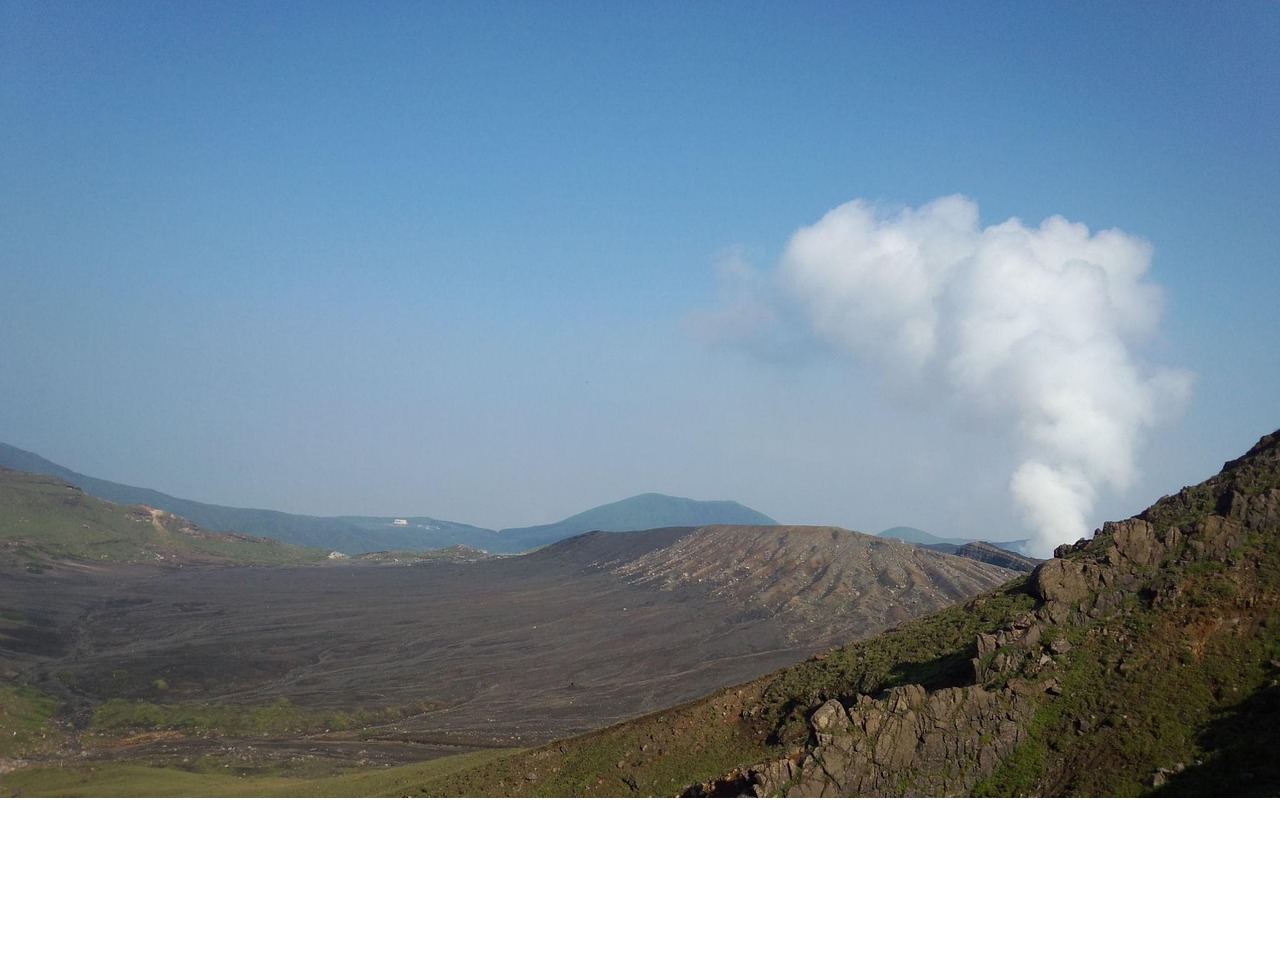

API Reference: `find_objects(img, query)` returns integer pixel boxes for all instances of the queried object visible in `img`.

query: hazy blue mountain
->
[0,443,776,554]
[497,492,778,551]
[877,526,957,545]
[877,525,1031,557]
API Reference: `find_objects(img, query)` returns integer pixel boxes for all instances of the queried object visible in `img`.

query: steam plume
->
[720,195,1192,556]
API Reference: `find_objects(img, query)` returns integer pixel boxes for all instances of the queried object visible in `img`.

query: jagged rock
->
[1187,515,1246,561]
[1104,518,1162,568]
[1029,558,1093,605]
[744,756,799,797]
[1227,487,1280,532]
[810,698,849,733]
[738,679,1040,796]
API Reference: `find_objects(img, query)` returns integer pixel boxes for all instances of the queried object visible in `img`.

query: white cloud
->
[703,194,1193,556]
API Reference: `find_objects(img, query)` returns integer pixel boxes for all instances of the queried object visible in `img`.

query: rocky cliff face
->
[689,430,1280,797]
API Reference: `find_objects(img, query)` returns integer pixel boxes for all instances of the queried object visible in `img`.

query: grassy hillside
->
[0,442,506,554]
[0,469,325,568]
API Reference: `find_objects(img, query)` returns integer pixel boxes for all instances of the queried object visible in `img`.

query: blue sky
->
[3,1,1277,542]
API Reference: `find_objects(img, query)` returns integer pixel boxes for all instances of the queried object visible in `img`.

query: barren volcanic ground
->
[1,525,1015,766]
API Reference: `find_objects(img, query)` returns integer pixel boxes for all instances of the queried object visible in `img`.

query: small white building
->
[393,518,408,526]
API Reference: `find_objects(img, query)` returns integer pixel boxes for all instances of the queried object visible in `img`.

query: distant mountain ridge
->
[495,493,777,552]
[878,525,1032,557]
[0,443,777,555]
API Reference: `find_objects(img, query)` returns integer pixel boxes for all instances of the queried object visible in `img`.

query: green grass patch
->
[0,683,66,758]
[420,692,778,797]
[88,697,435,739]
[0,749,519,798]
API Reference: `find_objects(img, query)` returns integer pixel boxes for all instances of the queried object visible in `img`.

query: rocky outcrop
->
[688,429,1280,797]
[692,616,1053,797]
[767,682,1035,797]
